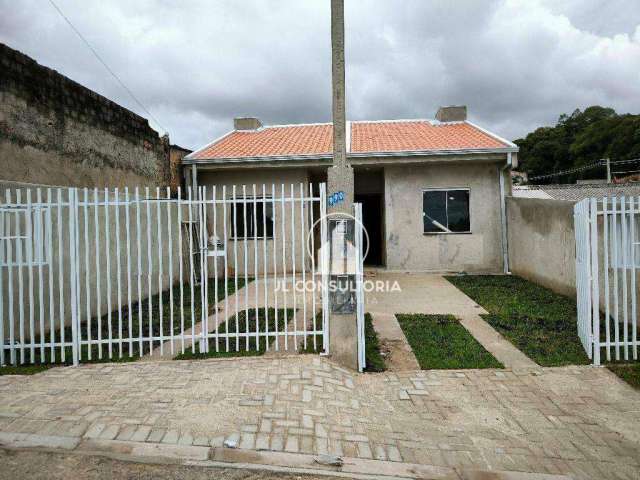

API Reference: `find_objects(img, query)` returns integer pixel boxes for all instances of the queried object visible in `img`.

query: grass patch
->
[607,363,640,389]
[363,313,386,372]
[2,278,244,368]
[0,364,54,376]
[299,312,386,372]
[174,307,293,360]
[445,275,589,366]
[397,314,503,369]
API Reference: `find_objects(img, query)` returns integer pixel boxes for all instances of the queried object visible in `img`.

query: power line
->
[527,157,640,182]
[48,0,167,134]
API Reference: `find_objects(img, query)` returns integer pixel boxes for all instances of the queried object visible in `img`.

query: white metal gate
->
[575,196,639,365]
[354,203,365,372]
[1,183,329,365]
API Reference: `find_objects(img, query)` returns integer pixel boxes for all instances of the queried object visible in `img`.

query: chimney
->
[435,105,467,122]
[234,117,262,130]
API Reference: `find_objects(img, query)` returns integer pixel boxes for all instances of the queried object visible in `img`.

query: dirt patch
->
[0,448,329,480]
[378,338,420,371]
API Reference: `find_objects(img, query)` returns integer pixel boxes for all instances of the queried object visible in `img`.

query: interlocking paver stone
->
[0,355,639,479]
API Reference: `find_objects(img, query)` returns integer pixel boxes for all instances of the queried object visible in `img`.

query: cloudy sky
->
[1,0,639,150]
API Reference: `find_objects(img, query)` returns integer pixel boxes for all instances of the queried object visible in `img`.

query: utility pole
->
[327,0,358,370]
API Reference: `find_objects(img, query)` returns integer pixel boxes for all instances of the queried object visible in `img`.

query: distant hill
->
[514,106,640,184]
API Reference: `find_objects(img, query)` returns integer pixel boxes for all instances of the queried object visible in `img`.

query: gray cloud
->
[1,0,639,150]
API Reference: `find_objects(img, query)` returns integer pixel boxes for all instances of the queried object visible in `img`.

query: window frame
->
[422,187,471,235]
[229,195,275,240]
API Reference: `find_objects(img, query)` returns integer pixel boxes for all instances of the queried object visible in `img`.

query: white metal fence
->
[354,203,366,372]
[574,196,639,365]
[1,183,330,365]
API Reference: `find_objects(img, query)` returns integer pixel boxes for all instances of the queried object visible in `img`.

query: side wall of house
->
[506,196,576,296]
[198,168,313,276]
[0,43,169,188]
[384,161,504,273]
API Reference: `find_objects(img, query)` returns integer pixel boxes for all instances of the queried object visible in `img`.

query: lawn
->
[607,363,640,390]
[445,275,590,367]
[396,314,503,369]
[174,307,293,359]
[299,312,386,372]
[0,278,244,375]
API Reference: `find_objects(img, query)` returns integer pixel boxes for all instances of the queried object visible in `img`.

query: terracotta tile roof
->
[350,121,507,153]
[191,124,333,159]
[187,120,512,161]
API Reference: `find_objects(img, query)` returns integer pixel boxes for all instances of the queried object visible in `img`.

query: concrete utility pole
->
[327,0,358,370]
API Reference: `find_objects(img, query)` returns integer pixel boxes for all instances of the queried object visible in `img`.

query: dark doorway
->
[355,193,384,266]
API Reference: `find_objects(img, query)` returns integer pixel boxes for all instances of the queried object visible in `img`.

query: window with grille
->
[230,197,274,239]
[0,207,51,267]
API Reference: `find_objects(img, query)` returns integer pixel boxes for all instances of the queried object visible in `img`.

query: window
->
[423,189,470,234]
[230,197,274,239]
[608,214,640,269]
[0,206,50,267]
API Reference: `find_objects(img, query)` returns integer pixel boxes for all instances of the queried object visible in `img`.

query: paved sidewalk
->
[366,273,538,369]
[1,356,639,479]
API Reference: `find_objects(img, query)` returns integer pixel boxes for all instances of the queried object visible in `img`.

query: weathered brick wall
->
[0,43,170,187]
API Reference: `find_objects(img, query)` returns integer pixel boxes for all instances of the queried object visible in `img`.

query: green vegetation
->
[0,278,243,373]
[515,106,640,183]
[607,363,640,390]
[174,307,293,360]
[363,313,386,372]
[396,314,503,369]
[299,312,386,372]
[445,275,590,366]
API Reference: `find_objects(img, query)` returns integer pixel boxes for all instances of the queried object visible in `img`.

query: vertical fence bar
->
[320,183,329,353]
[156,187,164,355]
[93,188,102,359]
[26,190,35,362]
[187,187,196,352]
[104,188,113,358]
[299,183,307,350]
[125,188,133,356]
[135,187,143,356]
[47,189,54,362]
[145,187,153,354]
[198,186,206,353]
[0,201,4,366]
[590,198,600,365]
[16,190,24,364]
[36,189,45,362]
[253,185,259,350]
[272,184,279,351]
[167,187,174,355]
[71,189,81,366]
[603,197,610,361]
[309,183,317,350]
[6,190,15,364]
[203,186,210,352]
[212,186,219,352]
[612,196,620,360]
[232,185,239,351]
[177,187,185,354]
[222,185,229,352]
[281,184,288,351]
[56,188,65,363]
[262,184,268,350]
[290,184,297,351]
[631,196,637,360]
[621,196,629,360]
[82,188,91,361]
[115,188,123,357]
[242,185,249,351]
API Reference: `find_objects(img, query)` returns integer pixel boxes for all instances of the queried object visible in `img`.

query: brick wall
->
[0,42,171,187]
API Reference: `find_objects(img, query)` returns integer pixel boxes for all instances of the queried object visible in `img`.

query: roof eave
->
[183,153,334,165]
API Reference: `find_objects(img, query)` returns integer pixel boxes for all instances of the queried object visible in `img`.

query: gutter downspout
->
[499,153,511,274]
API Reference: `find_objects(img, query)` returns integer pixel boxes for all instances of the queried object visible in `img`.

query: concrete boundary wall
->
[506,196,576,297]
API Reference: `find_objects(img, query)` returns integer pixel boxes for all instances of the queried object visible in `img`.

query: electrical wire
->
[47,0,167,134]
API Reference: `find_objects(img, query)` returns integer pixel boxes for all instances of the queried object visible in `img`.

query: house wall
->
[384,161,505,273]
[506,196,576,296]
[198,168,314,276]
[0,43,170,188]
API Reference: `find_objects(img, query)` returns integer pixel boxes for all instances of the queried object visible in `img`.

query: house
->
[183,106,518,273]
